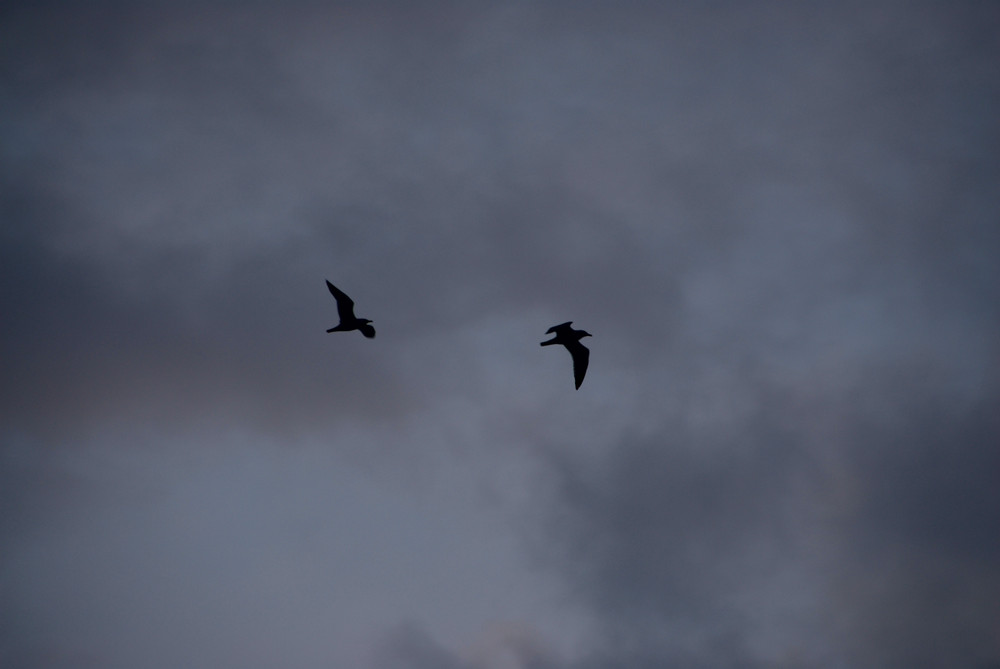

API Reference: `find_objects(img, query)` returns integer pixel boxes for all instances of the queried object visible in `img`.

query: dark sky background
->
[2,3,999,668]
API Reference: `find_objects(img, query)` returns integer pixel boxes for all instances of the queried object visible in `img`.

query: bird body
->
[541,321,591,389]
[325,280,375,338]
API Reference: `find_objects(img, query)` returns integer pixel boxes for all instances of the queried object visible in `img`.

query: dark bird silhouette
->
[325,280,375,338]
[541,321,591,389]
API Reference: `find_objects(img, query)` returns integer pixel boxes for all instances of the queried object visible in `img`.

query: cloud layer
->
[2,3,998,668]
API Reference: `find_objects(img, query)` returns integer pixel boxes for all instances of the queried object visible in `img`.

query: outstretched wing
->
[359,323,376,339]
[326,280,357,321]
[546,321,573,335]
[566,341,590,389]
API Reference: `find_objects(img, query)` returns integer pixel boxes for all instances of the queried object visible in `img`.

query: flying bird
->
[541,321,591,389]
[325,280,375,338]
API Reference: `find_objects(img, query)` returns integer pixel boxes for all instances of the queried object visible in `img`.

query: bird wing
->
[359,323,376,339]
[326,280,357,321]
[546,321,573,335]
[566,340,590,389]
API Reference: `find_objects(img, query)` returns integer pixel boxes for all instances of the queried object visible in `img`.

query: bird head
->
[581,331,592,338]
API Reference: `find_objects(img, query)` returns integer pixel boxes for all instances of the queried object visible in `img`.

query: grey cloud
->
[372,624,478,669]
[372,621,567,669]
[530,382,999,667]
[2,2,999,668]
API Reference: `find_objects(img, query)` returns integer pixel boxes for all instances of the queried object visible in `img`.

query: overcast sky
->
[2,2,999,668]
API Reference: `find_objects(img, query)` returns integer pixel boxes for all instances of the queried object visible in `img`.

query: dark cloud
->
[2,2,998,668]
[533,371,1000,667]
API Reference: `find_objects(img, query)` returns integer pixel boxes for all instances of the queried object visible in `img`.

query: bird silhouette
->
[541,321,591,389]
[325,280,375,338]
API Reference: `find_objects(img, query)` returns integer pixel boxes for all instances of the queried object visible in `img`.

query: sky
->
[1,2,999,668]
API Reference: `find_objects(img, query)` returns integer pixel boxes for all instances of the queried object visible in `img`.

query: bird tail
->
[540,337,557,346]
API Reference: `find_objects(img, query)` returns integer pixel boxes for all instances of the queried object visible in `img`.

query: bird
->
[540,321,591,389]
[325,280,375,338]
